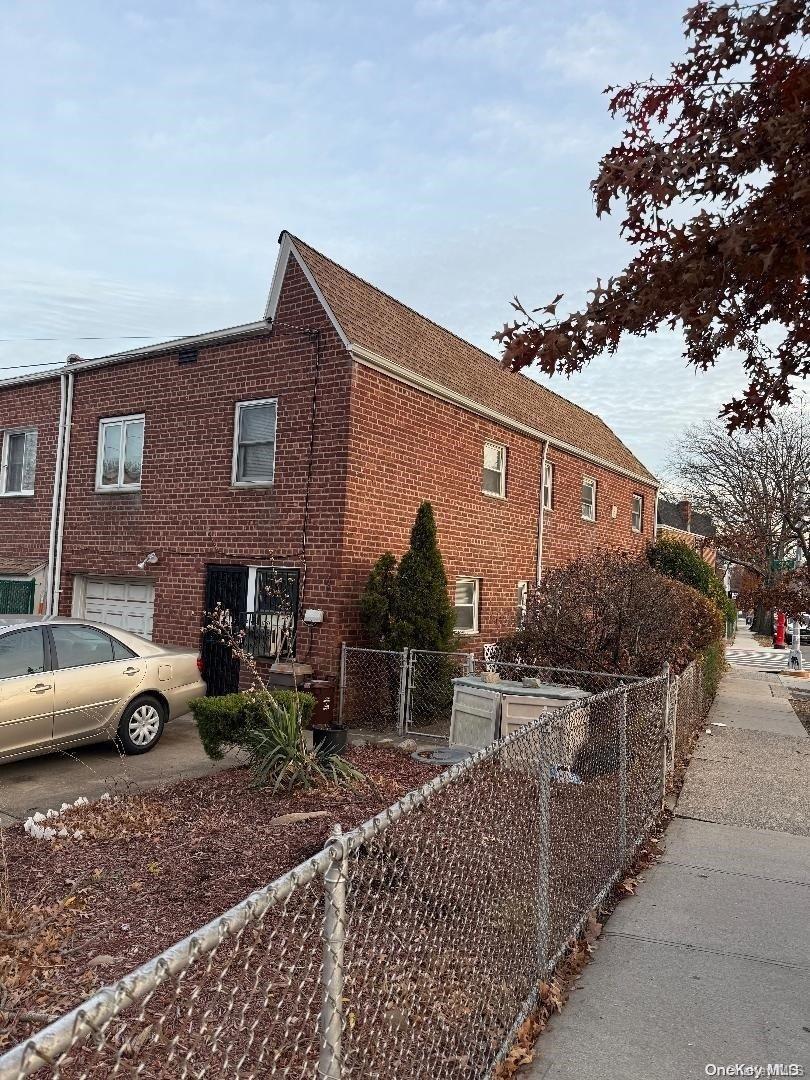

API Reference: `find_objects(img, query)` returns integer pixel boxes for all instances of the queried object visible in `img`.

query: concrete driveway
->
[0,715,239,826]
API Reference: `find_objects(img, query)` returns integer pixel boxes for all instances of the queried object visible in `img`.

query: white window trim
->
[231,398,278,488]
[516,580,528,626]
[582,476,597,521]
[482,441,507,499]
[543,460,553,511]
[632,493,644,532]
[455,576,480,635]
[95,414,145,493]
[0,428,37,497]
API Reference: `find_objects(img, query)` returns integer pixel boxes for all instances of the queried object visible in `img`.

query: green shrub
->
[190,689,315,761]
[648,536,736,626]
[242,693,362,793]
[701,640,727,701]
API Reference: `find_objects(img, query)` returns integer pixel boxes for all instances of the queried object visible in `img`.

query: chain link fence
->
[0,662,716,1080]
[338,646,408,732]
[404,649,475,739]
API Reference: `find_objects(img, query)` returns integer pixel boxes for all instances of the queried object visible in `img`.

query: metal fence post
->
[466,652,475,676]
[319,825,348,1080]
[618,689,627,871]
[661,663,671,804]
[397,648,409,736]
[338,643,346,728]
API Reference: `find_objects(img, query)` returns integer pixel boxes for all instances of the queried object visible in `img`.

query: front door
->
[201,564,249,696]
[0,627,54,758]
[49,625,146,743]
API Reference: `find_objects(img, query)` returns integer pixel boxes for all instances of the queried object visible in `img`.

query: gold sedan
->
[0,618,206,762]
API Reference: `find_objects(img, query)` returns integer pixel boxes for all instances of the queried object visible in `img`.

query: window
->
[96,415,144,491]
[543,460,554,511]
[233,399,277,485]
[454,577,480,634]
[0,628,45,680]
[482,441,506,498]
[1,429,37,495]
[631,493,644,532]
[516,581,529,626]
[582,477,597,521]
[51,625,136,668]
[245,565,300,659]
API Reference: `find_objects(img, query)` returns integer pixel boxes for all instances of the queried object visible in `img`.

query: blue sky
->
[0,0,747,477]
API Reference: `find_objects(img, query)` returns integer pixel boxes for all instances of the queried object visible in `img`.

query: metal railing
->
[0,661,714,1080]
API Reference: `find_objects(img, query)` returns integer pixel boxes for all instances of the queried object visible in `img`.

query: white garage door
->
[79,578,155,639]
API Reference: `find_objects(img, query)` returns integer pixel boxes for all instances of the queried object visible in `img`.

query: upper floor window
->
[582,477,597,521]
[631,493,644,532]
[454,577,480,635]
[1,429,37,496]
[482,441,506,498]
[233,399,277,486]
[97,415,144,491]
[543,460,554,511]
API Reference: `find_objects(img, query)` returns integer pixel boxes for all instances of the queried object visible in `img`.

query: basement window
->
[233,399,277,486]
[0,429,37,496]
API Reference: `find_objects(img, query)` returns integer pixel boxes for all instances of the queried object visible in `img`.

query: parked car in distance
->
[0,617,206,763]
[785,626,810,645]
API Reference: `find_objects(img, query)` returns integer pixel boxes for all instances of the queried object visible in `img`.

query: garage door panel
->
[78,578,154,640]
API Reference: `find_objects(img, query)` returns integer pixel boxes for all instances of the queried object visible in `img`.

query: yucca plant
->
[242,688,363,793]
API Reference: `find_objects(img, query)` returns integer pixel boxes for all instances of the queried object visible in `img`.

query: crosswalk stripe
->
[726,647,790,671]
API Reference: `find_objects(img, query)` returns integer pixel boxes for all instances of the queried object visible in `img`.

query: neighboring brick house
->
[0,232,658,688]
[656,498,717,567]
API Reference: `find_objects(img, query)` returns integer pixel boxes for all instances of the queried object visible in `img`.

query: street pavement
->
[0,714,236,826]
[526,631,810,1080]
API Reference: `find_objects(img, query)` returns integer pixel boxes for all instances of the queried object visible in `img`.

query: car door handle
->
[30,683,52,694]
[124,667,141,676]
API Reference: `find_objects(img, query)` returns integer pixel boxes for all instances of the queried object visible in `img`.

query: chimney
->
[678,500,692,532]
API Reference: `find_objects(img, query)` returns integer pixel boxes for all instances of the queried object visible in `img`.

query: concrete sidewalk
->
[527,665,810,1080]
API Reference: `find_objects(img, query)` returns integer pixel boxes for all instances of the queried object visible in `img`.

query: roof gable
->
[269,232,657,485]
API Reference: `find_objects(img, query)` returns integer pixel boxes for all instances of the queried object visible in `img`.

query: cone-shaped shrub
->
[390,502,457,652]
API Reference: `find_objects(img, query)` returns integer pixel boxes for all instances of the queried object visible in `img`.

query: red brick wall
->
[542,451,655,571]
[0,376,61,607]
[57,259,354,674]
[342,363,657,652]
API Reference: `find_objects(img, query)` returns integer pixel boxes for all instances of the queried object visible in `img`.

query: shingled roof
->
[283,233,657,485]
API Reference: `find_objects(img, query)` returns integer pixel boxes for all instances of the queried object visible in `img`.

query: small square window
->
[96,416,144,491]
[233,399,278,485]
[482,441,506,498]
[543,460,554,511]
[582,477,597,521]
[632,494,644,532]
[1,429,37,496]
[454,577,480,634]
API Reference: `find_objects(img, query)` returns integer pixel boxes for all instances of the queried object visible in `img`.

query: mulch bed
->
[0,746,440,1055]
[790,693,810,736]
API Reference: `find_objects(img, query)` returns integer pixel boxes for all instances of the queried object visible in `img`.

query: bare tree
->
[671,406,810,632]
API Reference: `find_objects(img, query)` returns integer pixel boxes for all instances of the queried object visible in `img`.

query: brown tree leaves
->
[497,0,810,431]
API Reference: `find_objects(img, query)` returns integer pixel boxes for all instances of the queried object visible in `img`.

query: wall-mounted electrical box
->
[303,608,324,624]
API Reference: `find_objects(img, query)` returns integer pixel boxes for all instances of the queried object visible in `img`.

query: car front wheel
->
[116,696,166,755]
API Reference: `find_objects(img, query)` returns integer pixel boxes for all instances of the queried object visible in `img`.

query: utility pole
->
[787,506,806,672]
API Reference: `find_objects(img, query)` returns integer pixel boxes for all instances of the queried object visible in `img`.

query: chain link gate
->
[338,646,408,732]
[404,648,475,739]
[0,578,35,615]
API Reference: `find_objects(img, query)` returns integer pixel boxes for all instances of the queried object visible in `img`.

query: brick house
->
[656,498,716,567]
[0,232,658,689]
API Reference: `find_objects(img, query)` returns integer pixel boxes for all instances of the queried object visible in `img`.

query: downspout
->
[536,439,550,585]
[299,329,322,656]
[45,372,68,615]
[51,369,74,617]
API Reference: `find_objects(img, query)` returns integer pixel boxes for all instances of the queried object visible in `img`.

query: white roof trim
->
[264,232,351,350]
[351,343,659,489]
[0,322,271,390]
[0,368,63,390]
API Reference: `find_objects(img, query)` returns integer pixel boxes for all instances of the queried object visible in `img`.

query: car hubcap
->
[128,705,161,747]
